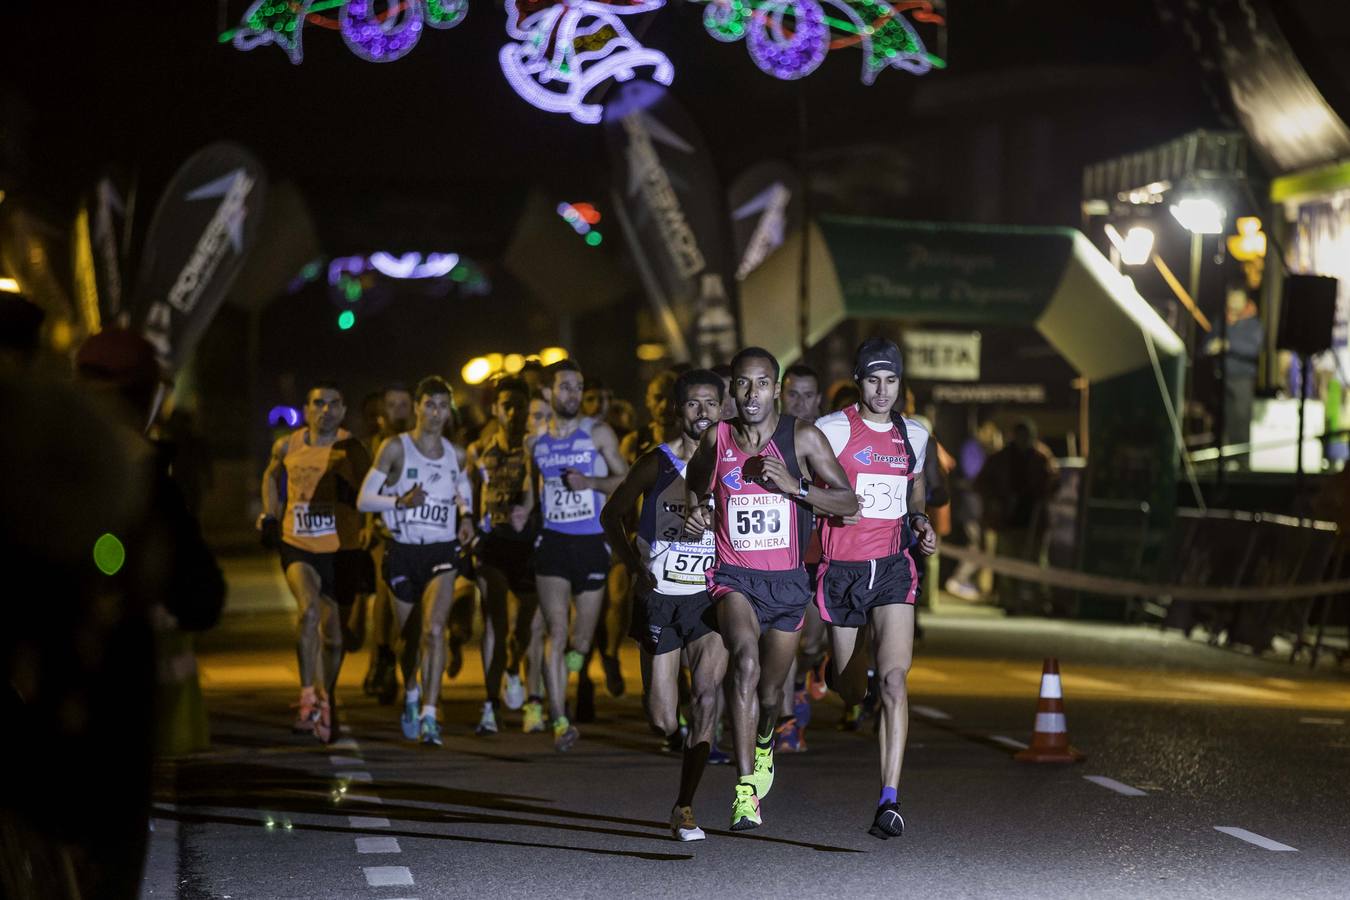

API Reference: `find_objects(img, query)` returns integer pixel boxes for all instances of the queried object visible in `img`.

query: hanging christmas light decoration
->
[226,0,466,65]
[498,0,674,125]
[697,0,945,83]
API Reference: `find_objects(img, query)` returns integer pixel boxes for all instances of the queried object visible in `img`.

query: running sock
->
[421,704,438,720]
[879,786,898,807]
[676,741,711,807]
[406,686,420,705]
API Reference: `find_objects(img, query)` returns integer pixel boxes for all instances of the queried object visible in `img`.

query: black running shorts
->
[383,540,460,605]
[533,530,610,594]
[708,563,812,634]
[630,589,717,655]
[815,551,920,628]
[478,527,538,595]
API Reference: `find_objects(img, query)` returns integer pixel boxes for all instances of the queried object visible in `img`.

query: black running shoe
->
[376,649,399,706]
[869,802,904,839]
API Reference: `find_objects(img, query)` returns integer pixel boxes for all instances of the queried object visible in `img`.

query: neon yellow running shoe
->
[553,716,580,752]
[748,744,774,798]
[564,649,585,673]
[730,782,761,831]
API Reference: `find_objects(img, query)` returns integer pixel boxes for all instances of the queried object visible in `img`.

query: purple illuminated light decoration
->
[749,1,829,80]
[230,0,466,65]
[327,252,463,284]
[499,0,674,125]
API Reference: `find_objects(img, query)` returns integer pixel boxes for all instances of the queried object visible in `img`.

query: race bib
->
[291,502,336,537]
[543,476,596,524]
[856,473,907,520]
[404,501,454,528]
[726,493,791,552]
[661,535,714,586]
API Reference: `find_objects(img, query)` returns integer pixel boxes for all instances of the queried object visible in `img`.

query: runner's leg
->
[536,575,572,723]
[418,571,457,710]
[716,592,762,778]
[645,648,681,736]
[284,562,324,689]
[679,631,729,806]
[870,603,916,792]
[479,566,510,705]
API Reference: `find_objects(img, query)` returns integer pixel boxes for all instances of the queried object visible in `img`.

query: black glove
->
[259,516,282,551]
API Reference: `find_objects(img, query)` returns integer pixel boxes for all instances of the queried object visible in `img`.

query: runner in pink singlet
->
[815,338,937,841]
[683,347,857,832]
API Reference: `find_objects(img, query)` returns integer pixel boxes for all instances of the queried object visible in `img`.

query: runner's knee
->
[879,665,909,707]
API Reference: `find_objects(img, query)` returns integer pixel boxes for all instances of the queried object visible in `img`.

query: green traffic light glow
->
[93,533,126,576]
[585,231,603,247]
[338,311,356,330]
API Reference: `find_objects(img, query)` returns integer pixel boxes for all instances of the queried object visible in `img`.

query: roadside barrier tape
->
[938,544,1350,604]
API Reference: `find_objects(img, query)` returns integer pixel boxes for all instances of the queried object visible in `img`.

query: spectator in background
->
[161,400,215,519]
[712,363,737,421]
[1206,286,1264,454]
[975,418,1058,615]
[582,377,612,421]
[827,380,860,412]
[606,398,636,443]
[945,421,1003,602]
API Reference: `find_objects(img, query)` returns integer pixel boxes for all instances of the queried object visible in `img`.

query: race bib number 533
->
[726,493,790,552]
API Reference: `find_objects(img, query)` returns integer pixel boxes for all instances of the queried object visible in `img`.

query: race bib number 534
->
[856,473,907,520]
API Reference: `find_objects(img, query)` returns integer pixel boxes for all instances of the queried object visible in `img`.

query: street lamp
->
[1103,224,1155,266]
[1169,196,1226,235]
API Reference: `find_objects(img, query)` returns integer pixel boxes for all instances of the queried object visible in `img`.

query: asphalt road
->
[144,559,1350,899]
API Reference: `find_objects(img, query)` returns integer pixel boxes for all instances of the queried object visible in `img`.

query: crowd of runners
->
[258,338,936,843]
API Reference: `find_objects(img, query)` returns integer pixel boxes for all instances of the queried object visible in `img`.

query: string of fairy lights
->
[221,1,946,123]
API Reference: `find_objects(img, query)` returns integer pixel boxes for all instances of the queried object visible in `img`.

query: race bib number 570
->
[726,493,790,552]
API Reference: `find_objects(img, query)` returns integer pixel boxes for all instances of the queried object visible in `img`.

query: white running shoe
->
[503,673,526,711]
[670,805,705,842]
[944,577,981,602]
[475,701,499,736]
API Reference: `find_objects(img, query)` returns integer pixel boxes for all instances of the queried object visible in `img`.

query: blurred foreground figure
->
[0,327,223,900]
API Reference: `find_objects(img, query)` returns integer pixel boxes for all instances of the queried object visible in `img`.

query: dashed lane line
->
[1214,827,1298,852]
[989,735,1028,750]
[1083,776,1147,797]
[363,866,415,886]
[337,771,374,782]
[356,837,401,854]
[329,755,364,767]
[1299,716,1344,725]
[348,816,391,829]
[911,705,952,720]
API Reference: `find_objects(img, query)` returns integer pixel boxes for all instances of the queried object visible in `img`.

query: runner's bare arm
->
[601,449,660,583]
[358,437,421,512]
[908,469,938,555]
[762,421,858,518]
[573,421,629,494]
[259,435,288,524]
[682,427,718,538]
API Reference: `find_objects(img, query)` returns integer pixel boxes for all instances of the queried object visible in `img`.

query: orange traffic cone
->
[1014,658,1085,763]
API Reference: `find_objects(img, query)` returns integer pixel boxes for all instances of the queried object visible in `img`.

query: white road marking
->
[1214,826,1297,852]
[1299,716,1345,726]
[364,866,414,886]
[990,735,1028,750]
[332,738,361,751]
[329,755,364,767]
[912,705,952,720]
[348,816,390,829]
[346,794,383,805]
[356,837,401,854]
[1084,776,1147,797]
[337,771,374,782]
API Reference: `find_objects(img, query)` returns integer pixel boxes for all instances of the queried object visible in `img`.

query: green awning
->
[741,216,1182,382]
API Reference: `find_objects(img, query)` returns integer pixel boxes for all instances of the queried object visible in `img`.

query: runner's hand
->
[684,504,712,539]
[840,494,864,526]
[912,515,938,556]
[758,457,797,494]
[398,483,426,509]
[562,467,590,491]
[634,566,657,595]
[358,525,375,550]
[457,516,476,546]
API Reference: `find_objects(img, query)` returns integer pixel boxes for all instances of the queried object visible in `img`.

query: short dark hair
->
[414,375,453,402]
[730,346,780,381]
[673,368,725,405]
[548,358,582,383]
[782,363,819,387]
[382,381,410,399]
[494,376,528,402]
[583,377,608,393]
[711,363,732,379]
[308,381,344,403]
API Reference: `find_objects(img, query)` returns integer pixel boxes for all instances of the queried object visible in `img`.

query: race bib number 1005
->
[292,502,337,537]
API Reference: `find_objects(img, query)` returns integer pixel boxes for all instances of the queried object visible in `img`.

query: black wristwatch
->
[796,477,811,499]
[909,512,931,529]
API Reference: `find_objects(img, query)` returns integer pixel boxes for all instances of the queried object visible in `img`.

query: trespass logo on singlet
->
[853,446,910,472]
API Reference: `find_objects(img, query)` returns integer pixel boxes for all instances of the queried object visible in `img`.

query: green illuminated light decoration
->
[338,310,356,330]
[93,533,126,576]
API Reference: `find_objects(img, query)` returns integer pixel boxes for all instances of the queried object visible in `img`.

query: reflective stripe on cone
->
[1015,657,1085,764]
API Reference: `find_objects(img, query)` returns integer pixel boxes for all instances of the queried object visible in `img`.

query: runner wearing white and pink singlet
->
[816,338,937,842]
[683,347,857,833]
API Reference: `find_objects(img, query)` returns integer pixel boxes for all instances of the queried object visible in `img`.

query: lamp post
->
[1170,195,1227,479]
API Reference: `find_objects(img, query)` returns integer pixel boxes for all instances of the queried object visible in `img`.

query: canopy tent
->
[742,216,1183,380]
[740,216,1188,607]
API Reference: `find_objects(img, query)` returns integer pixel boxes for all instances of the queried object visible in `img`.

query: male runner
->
[363,383,412,704]
[775,363,828,751]
[527,359,628,750]
[816,338,936,838]
[601,370,728,841]
[259,382,371,743]
[358,376,475,746]
[684,348,857,830]
[466,377,537,735]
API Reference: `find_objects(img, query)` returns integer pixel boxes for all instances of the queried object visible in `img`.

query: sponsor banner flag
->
[727,160,801,282]
[130,142,267,373]
[604,81,737,366]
